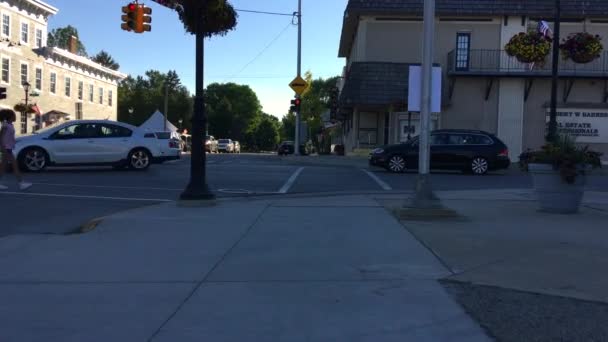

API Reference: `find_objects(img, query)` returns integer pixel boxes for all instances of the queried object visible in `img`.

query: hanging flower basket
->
[505,32,552,64]
[13,103,36,114]
[559,32,603,64]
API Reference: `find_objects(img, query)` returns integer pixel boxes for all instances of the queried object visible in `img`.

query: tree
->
[254,115,280,151]
[281,111,296,141]
[205,83,262,141]
[92,50,120,70]
[177,0,238,200]
[117,70,193,131]
[47,25,87,56]
[299,74,341,153]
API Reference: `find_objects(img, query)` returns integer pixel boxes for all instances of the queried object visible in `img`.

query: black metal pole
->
[180,4,214,201]
[548,0,561,143]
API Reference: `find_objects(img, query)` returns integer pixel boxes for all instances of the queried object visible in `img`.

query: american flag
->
[538,20,551,37]
[31,104,41,115]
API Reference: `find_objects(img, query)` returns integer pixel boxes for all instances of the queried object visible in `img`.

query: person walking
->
[0,109,32,190]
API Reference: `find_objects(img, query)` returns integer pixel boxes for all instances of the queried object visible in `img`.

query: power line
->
[223,21,294,82]
[235,9,295,16]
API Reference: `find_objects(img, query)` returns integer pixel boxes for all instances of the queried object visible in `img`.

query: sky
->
[45,0,349,119]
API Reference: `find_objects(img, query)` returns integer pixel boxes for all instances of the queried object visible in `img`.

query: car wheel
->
[387,155,406,173]
[19,147,49,172]
[128,148,151,170]
[471,157,489,175]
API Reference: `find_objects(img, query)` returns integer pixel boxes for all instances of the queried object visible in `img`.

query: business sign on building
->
[546,108,608,143]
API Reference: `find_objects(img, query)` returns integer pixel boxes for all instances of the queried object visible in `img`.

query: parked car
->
[277,141,308,156]
[233,141,241,153]
[205,135,218,153]
[152,131,181,163]
[12,120,168,172]
[369,129,510,175]
[217,139,235,153]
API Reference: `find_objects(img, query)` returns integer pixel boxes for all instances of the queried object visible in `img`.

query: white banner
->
[546,108,608,143]
[407,65,442,113]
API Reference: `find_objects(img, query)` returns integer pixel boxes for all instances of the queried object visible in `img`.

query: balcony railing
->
[447,49,608,78]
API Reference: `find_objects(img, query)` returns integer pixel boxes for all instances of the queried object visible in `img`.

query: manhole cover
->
[217,189,253,195]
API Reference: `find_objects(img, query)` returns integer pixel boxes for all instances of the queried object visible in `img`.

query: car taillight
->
[498,148,509,157]
[169,140,179,148]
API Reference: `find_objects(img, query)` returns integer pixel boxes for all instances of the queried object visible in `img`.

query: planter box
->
[528,163,586,214]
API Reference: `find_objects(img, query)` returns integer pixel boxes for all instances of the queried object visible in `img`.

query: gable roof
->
[339,0,608,56]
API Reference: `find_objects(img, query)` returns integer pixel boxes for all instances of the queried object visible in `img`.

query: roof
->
[43,47,128,81]
[339,0,608,56]
[340,62,409,107]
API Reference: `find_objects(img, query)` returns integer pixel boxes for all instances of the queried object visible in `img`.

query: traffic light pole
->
[180,7,214,201]
[294,0,302,156]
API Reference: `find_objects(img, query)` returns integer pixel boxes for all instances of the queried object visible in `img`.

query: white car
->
[217,139,234,153]
[13,120,166,172]
[152,131,182,163]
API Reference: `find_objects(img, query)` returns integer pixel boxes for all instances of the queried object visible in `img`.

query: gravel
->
[442,280,608,342]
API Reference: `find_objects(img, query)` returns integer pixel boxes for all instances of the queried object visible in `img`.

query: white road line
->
[0,191,173,202]
[278,167,304,194]
[361,169,393,191]
[31,182,183,191]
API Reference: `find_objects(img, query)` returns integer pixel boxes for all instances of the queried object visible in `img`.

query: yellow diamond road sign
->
[289,76,308,95]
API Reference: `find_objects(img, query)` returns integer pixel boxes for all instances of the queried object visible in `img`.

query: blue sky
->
[45,0,348,118]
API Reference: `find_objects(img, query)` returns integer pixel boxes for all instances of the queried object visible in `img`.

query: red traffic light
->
[294,99,301,105]
[128,3,136,11]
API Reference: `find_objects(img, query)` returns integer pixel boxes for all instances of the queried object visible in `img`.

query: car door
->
[430,133,451,169]
[96,124,134,162]
[46,123,99,164]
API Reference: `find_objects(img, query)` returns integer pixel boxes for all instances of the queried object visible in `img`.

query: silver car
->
[217,139,234,153]
[233,141,241,153]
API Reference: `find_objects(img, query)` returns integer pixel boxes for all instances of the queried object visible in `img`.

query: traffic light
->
[121,3,137,31]
[140,5,152,32]
[329,87,339,117]
[0,87,6,100]
[290,98,301,113]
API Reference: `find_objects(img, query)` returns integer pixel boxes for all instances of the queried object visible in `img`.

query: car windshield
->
[218,139,230,143]
[282,141,294,146]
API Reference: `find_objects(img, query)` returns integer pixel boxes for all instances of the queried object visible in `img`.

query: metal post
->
[548,0,561,143]
[411,0,438,208]
[407,111,412,141]
[180,2,214,201]
[164,82,169,131]
[294,0,302,155]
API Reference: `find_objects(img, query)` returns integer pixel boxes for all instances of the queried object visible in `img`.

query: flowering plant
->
[13,103,36,114]
[505,32,552,64]
[559,32,603,64]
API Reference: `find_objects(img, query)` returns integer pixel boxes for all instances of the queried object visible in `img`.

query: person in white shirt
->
[0,109,32,190]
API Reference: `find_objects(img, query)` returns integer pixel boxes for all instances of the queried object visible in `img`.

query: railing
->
[447,49,608,77]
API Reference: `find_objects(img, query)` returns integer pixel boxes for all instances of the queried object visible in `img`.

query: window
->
[98,87,103,104]
[50,72,56,94]
[430,133,449,145]
[35,28,42,48]
[35,68,42,90]
[455,32,471,71]
[75,102,83,120]
[100,124,132,138]
[89,84,94,102]
[20,22,28,44]
[447,134,466,145]
[108,90,113,107]
[65,77,71,97]
[20,112,27,134]
[462,134,493,145]
[77,81,83,100]
[2,14,9,37]
[1,58,9,84]
[53,123,101,139]
[20,63,28,86]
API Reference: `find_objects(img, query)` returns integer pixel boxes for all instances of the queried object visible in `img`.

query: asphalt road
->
[1,152,607,237]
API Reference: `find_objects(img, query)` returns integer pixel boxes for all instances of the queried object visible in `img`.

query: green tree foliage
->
[281,111,296,141]
[178,0,238,36]
[205,82,262,140]
[92,50,120,70]
[47,25,87,56]
[117,70,193,130]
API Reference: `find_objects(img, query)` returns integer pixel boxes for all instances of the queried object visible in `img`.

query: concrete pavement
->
[0,194,490,342]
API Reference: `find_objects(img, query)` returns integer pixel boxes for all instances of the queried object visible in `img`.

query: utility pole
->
[164,82,169,131]
[548,0,561,143]
[411,0,438,208]
[294,0,302,155]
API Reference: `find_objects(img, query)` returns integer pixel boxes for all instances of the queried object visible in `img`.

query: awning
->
[340,62,409,108]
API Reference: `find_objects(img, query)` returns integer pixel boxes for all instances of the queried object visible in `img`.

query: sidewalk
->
[0,190,607,341]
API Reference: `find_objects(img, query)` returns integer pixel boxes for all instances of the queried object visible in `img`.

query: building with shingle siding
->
[337,0,608,160]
